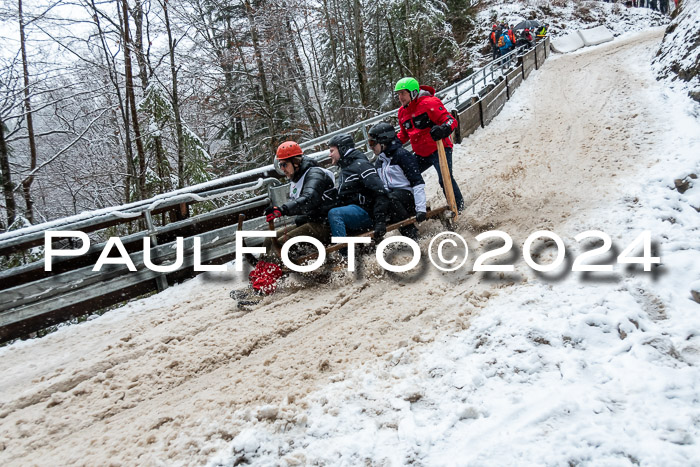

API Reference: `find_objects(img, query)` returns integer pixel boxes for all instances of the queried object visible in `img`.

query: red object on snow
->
[249,260,284,294]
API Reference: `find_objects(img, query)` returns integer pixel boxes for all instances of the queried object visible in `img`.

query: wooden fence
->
[0,36,551,342]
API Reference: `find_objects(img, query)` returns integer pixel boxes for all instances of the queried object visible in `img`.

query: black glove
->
[415,211,427,223]
[430,123,452,141]
[374,223,387,240]
[265,205,286,222]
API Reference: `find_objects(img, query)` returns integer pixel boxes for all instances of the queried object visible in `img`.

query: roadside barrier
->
[0,36,551,342]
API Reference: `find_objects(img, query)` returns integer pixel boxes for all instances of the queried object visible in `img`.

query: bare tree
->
[18,0,37,223]
[0,56,21,228]
[0,113,17,229]
[351,0,369,112]
[119,0,147,199]
[160,0,187,189]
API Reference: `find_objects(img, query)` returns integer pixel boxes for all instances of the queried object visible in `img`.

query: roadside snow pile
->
[578,25,615,46]
[214,272,700,465]
[653,0,700,102]
[551,31,586,53]
[211,175,700,464]
[551,26,614,53]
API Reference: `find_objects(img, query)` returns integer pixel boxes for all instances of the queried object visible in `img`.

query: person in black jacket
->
[488,24,499,60]
[265,141,337,246]
[516,28,534,50]
[234,141,336,305]
[368,122,426,240]
[326,133,390,239]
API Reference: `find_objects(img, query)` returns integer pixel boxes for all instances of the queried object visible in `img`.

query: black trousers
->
[388,189,419,239]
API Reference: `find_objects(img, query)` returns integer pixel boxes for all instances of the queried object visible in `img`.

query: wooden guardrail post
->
[144,210,169,292]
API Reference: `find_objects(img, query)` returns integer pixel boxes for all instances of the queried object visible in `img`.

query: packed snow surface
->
[1,27,699,466]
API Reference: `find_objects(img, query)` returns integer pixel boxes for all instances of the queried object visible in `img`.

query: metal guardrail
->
[0,38,551,342]
[0,177,282,256]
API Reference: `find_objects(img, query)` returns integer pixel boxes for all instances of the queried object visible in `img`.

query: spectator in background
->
[507,25,517,49]
[498,29,513,57]
[488,24,500,60]
[536,24,548,38]
[517,28,534,50]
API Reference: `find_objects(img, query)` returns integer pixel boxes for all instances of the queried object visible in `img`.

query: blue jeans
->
[328,205,373,237]
[416,146,465,211]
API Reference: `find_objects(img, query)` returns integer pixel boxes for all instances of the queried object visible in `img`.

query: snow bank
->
[653,0,700,102]
[551,31,585,54]
[578,25,614,46]
[552,26,613,54]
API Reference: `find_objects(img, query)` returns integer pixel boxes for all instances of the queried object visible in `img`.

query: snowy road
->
[2,27,698,466]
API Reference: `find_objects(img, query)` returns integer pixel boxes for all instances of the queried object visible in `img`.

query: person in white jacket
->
[368,122,427,240]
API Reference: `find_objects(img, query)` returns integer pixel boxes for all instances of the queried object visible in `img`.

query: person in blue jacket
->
[498,29,513,56]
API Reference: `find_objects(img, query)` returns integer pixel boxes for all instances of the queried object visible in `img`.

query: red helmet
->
[276,141,303,160]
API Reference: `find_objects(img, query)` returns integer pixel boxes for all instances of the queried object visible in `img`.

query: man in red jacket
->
[395,77,464,212]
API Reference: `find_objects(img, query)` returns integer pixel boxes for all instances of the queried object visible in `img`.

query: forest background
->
[0,0,484,236]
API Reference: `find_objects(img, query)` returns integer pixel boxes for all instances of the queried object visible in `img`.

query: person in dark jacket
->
[265,141,337,246]
[326,133,390,240]
[516,28,534,50]
[368,122,426,240]
[536,24,548,38]
[395,77,464,212]
[488,24,500,60]
[234,141,336,305]
[498,30,513,57]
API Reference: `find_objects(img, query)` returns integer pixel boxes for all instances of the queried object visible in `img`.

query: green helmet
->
[395,77,419,92]
[394,77,419,101]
